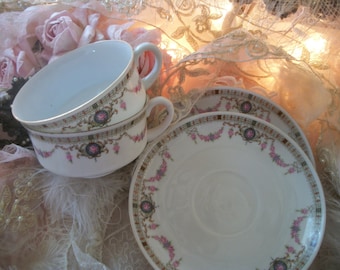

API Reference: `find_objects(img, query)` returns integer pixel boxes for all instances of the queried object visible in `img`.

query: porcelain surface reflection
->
[129,111,325,270]
[12,40,162,133]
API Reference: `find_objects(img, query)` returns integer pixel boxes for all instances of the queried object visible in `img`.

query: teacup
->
[26,97,174,178]
[12,40,162,133]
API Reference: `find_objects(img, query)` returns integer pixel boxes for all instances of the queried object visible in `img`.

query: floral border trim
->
[60,72,143,132]
[190,87,312,162]
[29,110,146,144]
[34,125,146,161]
[39,68,136,131]
[131,113,324,270]
[257,206,320,270]
[185,119,302,175]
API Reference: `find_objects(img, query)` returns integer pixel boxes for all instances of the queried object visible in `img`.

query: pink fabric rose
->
[35,8,105,63]
[122,27,161,47]
[17,34,48,69]
[0,54,15,90]
[77,13,104,47]
[106,21,134,41]
[13,49,36,79]
[0,43,42,89]
[35,10,83,61]
[5,46,37,78]
[72,8,104,47]
[107,22,164,79]
[138,50,156,78]
[107,22,161,47]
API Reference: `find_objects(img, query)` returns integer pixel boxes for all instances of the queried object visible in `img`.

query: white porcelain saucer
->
[189,86,315,165]
[129,112,325,270]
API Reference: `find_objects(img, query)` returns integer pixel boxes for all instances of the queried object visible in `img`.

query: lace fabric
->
[102,193,152,270]
[0,145,153,269]
[0,1,340,269]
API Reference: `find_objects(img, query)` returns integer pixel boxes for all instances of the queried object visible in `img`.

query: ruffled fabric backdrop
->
[0,0,340,269]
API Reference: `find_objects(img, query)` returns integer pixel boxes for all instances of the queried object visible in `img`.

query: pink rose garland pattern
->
[131,114,323,270]
[136,147,183,269]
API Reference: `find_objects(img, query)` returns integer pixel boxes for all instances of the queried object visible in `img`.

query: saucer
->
[129,112,325,270]
[189,86,315,165]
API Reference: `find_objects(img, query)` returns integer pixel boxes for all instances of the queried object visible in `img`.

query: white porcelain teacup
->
[26,97,174,178]
[12,40,162,133]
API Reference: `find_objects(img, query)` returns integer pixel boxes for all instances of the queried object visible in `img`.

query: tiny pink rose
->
[288,167,295,174]
[148,186,158,192]
[228,128,234,137]
[113,143,120,154]
[301,208,308,214]
[148,223,158,229]
[66,151,73,163]
[120,100,127,110]
[164,152,171,159]
[286,246,295,253]
[172,260,180,268]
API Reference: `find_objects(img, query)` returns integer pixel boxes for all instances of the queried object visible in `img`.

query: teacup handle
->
[134,42,162,90]
[146,96,174,142]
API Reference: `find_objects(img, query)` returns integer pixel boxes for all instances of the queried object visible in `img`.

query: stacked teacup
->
[11,40,174,178]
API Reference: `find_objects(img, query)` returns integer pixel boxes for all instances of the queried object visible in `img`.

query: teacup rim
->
[12,40,134,126]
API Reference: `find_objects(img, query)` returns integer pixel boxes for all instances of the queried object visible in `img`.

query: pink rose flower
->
[107,22,163,48]
[107,22,163,79]
[14,50,36,78]
[12,44,39,79]
[106,21,134,41]
[138,50,156,78]
[35,8,105,63]
[17,34,47,69]
[78,15,99,47]
[35,10,83,60]
[110,23,161,47]
[0,54,15,89]
[72,9,104,47]
[0,40,41,89]
[137,49,171,79]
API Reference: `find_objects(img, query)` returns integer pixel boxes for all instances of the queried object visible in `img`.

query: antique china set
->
[11,41,325,269]
[11,40,174,178]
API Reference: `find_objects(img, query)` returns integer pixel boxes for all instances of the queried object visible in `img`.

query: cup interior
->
[12,40,133,124]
